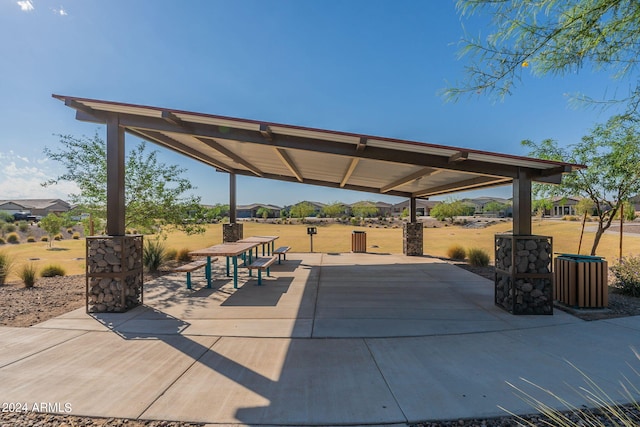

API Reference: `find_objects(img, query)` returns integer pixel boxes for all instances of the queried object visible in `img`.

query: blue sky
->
[0,0,624,207]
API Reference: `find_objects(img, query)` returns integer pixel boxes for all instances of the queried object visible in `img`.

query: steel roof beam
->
[380,167,437,193]
[194,136,264,177]
[340,158,360,187]
[413,176,512,197]
[274,147,303,182]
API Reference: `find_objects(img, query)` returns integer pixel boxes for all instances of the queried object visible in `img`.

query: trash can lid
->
[556,253,605,262]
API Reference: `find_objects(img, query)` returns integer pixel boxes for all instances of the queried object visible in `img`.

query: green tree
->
[256,207,272,219]
[43,133,204,236]
[448,0,640,115]
[523,115,640,255]
[40,213,64,247]
[289,202,316,220]
[533,198,553,216]
[575,198,596,217]
[483,201,508,214]
[321,202,346,218]
[351,201,378,218]
[429,199,468,223]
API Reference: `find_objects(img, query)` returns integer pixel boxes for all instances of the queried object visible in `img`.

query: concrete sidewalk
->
[1,253,639,425]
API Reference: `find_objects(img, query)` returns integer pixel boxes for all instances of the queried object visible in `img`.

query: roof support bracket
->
[274,147,303,182]
[340,158,360,187]
[195,136,264,177]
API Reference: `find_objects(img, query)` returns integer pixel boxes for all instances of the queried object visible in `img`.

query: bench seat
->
[173,258,215,289]
[273,246,291,264]
[246,256,277,285]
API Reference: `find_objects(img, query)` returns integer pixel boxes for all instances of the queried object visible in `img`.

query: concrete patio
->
[1,252,639,425]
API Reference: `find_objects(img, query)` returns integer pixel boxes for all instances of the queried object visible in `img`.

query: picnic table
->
[189,241,260,289]
[237,235,279,257]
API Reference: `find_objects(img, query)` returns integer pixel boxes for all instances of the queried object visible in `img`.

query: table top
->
[189,241,260,257]
[237,235,279,244]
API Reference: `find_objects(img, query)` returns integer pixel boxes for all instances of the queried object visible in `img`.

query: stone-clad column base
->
[223,223,243,242]
[403,222,423,256]
[86,235,143,313]
[494,234,553,315]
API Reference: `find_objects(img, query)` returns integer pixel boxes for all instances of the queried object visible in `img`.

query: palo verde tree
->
[43,133,205,236]
[447,0,640,116]
[523,115,640,255]
[289,202,316,220]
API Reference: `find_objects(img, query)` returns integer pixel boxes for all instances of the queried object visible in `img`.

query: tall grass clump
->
[0,251,14,285]
[18,221,29,232]
[446,244,466,260]
[165,248,178,261]
[6,233,19,244]
[19,263,37,288]
[501,351,640,426]
[177,248,192,262]
[467,247,490,267]
[40,264,66,278]
[3,223,16,233]
[611,255,640,297]
[143,239,166,272]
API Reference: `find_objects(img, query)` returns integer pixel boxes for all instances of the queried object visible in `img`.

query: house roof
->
[53,95,583,200]
[0,199,70,210]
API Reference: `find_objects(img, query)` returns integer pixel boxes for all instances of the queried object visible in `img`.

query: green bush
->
[467,247,490,267]
[40,264,66,278]
[143,239,166,272]
[0,251,14,285]
[3,223,16,233]
[446,244,466,260]
[18,221,29,232]
[19,263,37,288]
[611,255,640,297]
[6,233,19,244]
[0,212,13,223]
[177,248,192,262]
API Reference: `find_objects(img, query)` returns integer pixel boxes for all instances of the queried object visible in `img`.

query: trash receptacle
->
[554,254,608,308]
[351,231,366,253]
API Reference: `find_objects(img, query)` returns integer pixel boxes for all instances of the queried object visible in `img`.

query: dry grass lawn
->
[1,219,639,284]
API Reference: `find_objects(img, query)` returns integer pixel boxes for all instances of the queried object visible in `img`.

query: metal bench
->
[273,246,291,264]
[173,258,215,289]
[246,256,277,285]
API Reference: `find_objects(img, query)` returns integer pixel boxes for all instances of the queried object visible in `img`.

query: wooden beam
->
[127,129,235,173]
[274,147,303,182]
[194,136,264,177]
[340,158,360,187]
[162,111,186,127]
[381,167,436,193]
[448,151,469,163]
[413,176,511,197]
[260,124,273,141]
[357,137,367,151]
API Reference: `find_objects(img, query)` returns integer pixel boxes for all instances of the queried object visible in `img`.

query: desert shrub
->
[40,236,48,242]
[0,212,13,223]
[177,248,192,262]
[611,255,640,297]
[165,248,178,261]
[40,264,66,278]
[72,232,80,239]
[18,222,29,232]
[0,238,5,244]
[6,233,19,244]
[19,263,37,288]
[54,233,63,241]
[3,223,16,233]
[467,247,490,267]
[26,236,36,243]
[143,239,166,272]
[67,228,73,234]
[446,244,466,260]
[0,251,14,285]
[562,215,579,221]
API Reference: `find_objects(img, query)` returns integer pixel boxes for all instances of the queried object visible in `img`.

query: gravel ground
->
[1,265,639,426]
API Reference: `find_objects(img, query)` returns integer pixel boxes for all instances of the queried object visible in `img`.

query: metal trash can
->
[554,254,608,308]
[351,231,366,253]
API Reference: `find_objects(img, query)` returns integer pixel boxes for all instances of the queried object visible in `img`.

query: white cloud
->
[17,0,34,12]
[52,6,67,16]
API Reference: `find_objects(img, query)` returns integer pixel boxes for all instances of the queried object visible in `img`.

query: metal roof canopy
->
[53,94,582,236]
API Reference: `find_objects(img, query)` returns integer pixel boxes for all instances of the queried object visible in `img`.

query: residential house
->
[237,203,282,218]
[550,196,583,217]
[0,199,72,216]
[391,199,439,217]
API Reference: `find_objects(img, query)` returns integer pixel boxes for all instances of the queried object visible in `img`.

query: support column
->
[410,197,417,223]
[223,172,243,242]
[513,168,532,235]
[403,222,423,256]
[106,114,125,236]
